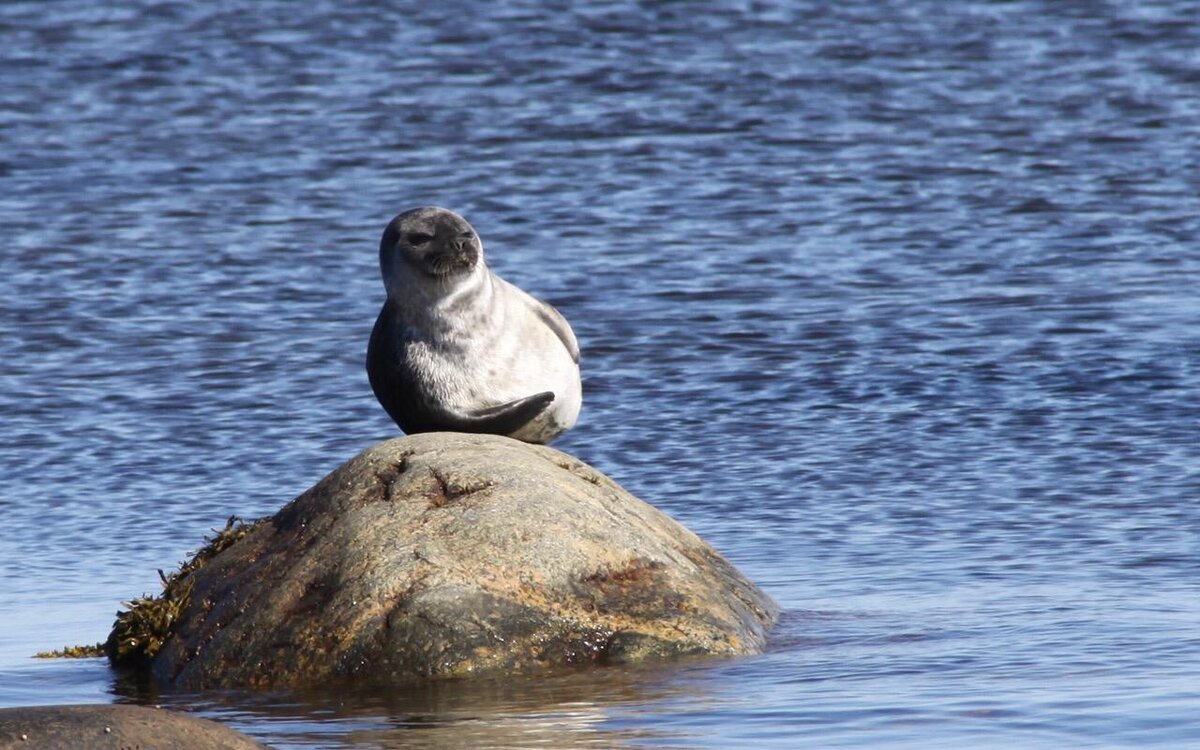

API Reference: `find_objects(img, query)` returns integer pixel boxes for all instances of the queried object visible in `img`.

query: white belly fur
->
[409,274,580,441]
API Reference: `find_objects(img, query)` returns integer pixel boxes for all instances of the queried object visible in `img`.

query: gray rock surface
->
[147,433,778,688]
[0,705,266,750]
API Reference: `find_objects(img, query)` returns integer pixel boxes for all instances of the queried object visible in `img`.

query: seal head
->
[367,207,582,443]
[380,206,481,286]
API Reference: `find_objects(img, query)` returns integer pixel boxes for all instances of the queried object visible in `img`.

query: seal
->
[366,206,582,444]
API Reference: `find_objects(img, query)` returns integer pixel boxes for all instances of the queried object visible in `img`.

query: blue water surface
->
[1,1,1198,748]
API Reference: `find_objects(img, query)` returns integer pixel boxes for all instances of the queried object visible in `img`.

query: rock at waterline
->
[108,433,778,689]
[0,705,266,750]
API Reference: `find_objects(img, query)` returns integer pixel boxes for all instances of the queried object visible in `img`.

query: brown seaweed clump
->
[33,643,105,659]
[102,516,260,667]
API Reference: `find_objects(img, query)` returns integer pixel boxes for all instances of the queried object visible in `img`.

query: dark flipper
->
[436,391,556,436]
[368,303,555,436]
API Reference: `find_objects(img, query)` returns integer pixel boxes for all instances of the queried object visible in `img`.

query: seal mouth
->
[427,251,477,277]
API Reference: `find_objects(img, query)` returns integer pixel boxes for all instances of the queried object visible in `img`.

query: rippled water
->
[2,1,1198,747]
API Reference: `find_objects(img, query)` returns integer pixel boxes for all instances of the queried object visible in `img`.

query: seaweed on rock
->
[104,516,258,667]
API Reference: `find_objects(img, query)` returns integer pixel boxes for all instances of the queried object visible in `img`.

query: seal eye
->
[405,232,433,246]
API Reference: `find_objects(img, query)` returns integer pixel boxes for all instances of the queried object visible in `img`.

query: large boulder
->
[0,705,265,750]
[113,433,777,689]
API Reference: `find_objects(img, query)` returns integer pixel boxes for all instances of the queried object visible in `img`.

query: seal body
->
[367,207,581,444]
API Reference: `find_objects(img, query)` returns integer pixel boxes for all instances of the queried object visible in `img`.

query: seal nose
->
[452,232,475,253]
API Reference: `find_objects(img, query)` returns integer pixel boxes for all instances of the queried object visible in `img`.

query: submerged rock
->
[114,433,777,689]
[0,705,265,750]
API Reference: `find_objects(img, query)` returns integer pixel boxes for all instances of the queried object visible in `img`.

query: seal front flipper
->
[531,299,580,364]
[449,391,556,435]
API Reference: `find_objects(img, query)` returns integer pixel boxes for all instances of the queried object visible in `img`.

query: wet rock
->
[0,704,265,750]
[122,433,777,689]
